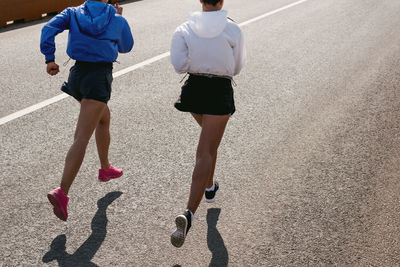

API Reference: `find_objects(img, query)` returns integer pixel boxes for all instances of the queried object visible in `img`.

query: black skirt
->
[174,74,236,115]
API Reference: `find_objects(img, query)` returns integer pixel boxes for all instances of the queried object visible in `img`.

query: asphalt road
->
[1,0,400,266]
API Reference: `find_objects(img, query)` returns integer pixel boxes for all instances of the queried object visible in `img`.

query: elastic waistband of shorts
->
[75,61,113,67]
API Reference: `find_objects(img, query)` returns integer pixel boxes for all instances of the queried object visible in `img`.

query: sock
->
[205,183,215,192]
[188,210,194,222]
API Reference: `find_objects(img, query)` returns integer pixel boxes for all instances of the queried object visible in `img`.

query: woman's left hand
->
[115,2,123,15]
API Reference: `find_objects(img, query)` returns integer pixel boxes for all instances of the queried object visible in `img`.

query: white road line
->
[0,94,69,125]
[113,51,171,78]
[0,0,309,126]
[238,0,309,27]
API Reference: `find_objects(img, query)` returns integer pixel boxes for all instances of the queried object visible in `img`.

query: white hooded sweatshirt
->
[170,10,245,77]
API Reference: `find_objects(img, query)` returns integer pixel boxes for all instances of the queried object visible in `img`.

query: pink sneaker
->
[47,187,69,221]
[98,164,123,182]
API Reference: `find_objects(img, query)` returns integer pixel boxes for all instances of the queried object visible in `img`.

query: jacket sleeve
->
[233,29,246,76]
[40,9,71,62]
[170,27,190,74]
[117,17,134,53]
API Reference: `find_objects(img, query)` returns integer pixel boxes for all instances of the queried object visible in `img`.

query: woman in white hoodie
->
[170,0,245,248]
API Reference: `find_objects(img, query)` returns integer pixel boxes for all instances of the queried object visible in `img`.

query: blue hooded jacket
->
[40,1,133,63]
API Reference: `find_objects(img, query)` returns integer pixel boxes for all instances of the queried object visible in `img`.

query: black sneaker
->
[205,182,219,203]
[171,210,192,248]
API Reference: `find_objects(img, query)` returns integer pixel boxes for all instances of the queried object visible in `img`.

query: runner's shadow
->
[42,191,123,267]
[207,208,229,267]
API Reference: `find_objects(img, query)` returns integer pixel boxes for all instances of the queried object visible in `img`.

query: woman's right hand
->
[46,62,60,76]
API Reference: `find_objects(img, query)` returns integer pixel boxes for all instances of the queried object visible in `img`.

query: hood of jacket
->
[188,10,227,39]
[75,1,116,36]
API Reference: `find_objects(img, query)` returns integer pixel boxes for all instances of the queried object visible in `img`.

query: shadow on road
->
[207,208,229,267]
[172,208,228,267]
[42,191,123,267]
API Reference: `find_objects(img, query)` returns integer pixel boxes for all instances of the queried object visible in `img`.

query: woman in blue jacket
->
[40,0,133,221]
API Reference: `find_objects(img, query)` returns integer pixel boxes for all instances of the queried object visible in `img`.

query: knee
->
[73,133,91,148]
[98,109,110,126]
[98,114,110,126]
[196,144,218,159]
[195,151,214,165]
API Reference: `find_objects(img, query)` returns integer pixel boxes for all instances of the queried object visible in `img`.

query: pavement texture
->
[1,0,400,266]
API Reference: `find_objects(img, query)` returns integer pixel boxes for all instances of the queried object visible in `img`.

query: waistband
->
[189,73,232,81]
[75,61,113,67]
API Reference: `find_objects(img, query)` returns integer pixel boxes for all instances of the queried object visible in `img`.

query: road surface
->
[1,0,400,265]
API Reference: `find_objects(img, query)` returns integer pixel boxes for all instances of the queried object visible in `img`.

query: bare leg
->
[186,114,230,213]
[60,99,107,195]
[208,154,217,188]
[191,113,219,189]
[191,113,203,126]
[95,105,111,169]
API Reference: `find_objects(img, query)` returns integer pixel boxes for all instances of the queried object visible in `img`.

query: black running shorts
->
[61,61,113,103]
